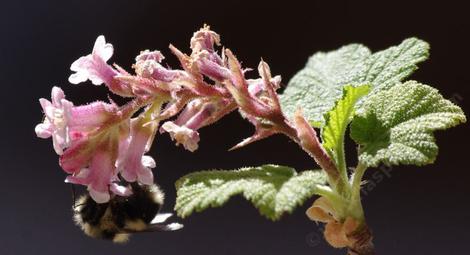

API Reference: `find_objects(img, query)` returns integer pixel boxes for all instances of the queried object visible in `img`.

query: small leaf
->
[175,165,328,220]
[280,38,429,125]
[321,85,370,169]
[350,81,466,167]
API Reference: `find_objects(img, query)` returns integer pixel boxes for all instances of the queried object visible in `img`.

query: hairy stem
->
[347,224,375,255]
[345,163,374,255]
[351,163,367,203]
[277,115,341,188]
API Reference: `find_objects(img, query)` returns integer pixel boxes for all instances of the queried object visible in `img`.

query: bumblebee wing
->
[150,213,173,224]
[122,222,183,233]
[147,222,184,231]
[148,213,183,231]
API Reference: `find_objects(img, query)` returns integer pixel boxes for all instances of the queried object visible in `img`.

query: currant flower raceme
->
[36,26,335,209]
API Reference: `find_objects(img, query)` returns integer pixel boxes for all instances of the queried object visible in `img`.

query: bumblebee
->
[73,183,182,243]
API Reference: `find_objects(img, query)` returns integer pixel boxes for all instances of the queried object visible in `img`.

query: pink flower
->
[190,25,221,53]
[65,147,128,203]
[193,50,231,82]
[69,35,133,96]
[69,35,115,85]
[161,121,200,152]
[161,97,236,152]
[117,118,156,185]
[188,26,230,83]
[133,50,182,82]
[61,122,132,203]
[35,86,73,155]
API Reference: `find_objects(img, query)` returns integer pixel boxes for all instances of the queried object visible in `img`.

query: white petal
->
[51,87,65,105]
[110,183,133,197]
[44,106,56,121]
[89,75,104,85]
[35,123,52,138]
[93,35,113,61]
[89,188,110,204]
[141,155,156,168]
[70,56,89,71]
[39,98,52,112]
[100,43,114,62]
[68,72,88,84]
[93,35,106,54]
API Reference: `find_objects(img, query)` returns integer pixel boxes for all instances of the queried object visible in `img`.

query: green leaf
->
[350,81,466,167]
[280,38,429,125]
[321,85,370,171]
[175,165,328,220]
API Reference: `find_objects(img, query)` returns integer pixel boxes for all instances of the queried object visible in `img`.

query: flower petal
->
[35,122,53,138]
[89,188,111,204]
[161,121,200,152]
[51,86,65,106]
[93,35,114,61]
[110,183,133,197]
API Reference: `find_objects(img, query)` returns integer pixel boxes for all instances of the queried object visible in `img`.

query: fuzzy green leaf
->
[280,38,429,125]
[321,85,370,169]
[175,165,328,220]
[351,81,466,167]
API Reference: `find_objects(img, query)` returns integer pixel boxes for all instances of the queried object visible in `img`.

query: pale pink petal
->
[110,183,133,197]
[89,189,111,204]
[118,120,155,185]
[51,86,65,105]
[68,72,88,84]
[68,101,117,129]
[141,155,156,168]
[64,168,90,185]
[135,50,164,63]
[35,122,53,138]
[70,56,90,72]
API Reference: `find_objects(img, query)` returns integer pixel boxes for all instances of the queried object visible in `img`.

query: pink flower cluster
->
[36,25,331,203]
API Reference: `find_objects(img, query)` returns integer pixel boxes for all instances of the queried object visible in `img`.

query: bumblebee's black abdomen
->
[78,196,109,226]
[111,183,161,224]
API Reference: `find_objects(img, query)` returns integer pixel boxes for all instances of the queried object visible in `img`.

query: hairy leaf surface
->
[322,85,370,169]
[175,165,327,220]
[350,81,466,167]
[281,38,429,125]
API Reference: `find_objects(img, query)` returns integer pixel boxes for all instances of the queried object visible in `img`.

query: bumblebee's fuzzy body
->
[73,184,166,243]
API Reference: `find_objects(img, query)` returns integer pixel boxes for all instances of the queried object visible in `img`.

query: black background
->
[1,0,469,254]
